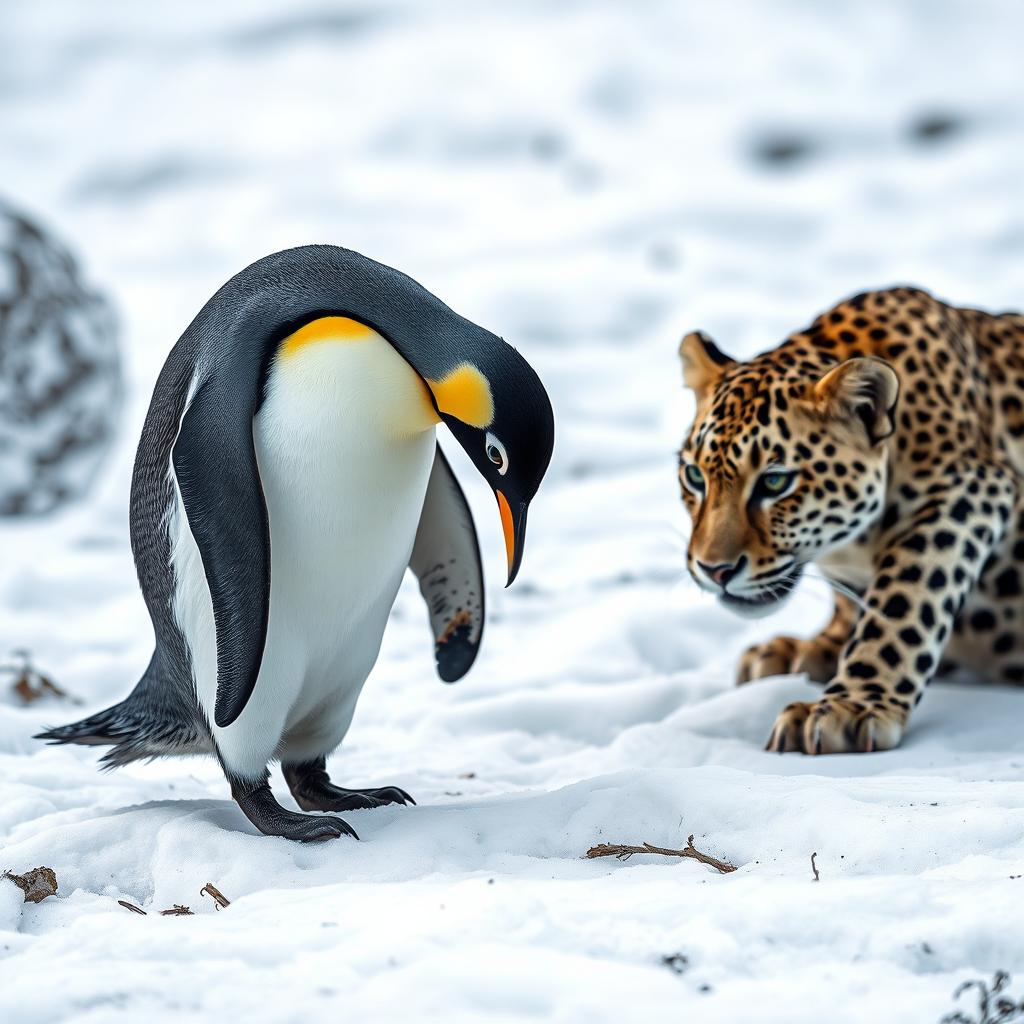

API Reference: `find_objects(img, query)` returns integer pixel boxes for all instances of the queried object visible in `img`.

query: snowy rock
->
[0,200,121,516]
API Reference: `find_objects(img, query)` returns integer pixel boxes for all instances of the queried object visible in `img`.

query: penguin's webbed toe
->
[234,781,359,842]
[295,784,415,813]
[368,785,416,807]
[339,785,416,810]
[282,759,416,812]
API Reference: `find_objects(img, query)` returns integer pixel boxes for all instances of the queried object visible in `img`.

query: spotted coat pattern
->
[677,287,1024,754]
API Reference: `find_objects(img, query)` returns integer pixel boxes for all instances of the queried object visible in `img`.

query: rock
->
[0,200,122,516]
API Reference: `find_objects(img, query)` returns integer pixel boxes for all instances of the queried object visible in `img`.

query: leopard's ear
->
[679,331,736,396]
[813,356,900,446]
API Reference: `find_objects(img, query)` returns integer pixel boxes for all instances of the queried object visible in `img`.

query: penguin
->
[38,245,555,842]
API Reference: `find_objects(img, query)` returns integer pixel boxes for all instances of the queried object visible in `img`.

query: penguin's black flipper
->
[172,372,270,728]
[409,444,485,682]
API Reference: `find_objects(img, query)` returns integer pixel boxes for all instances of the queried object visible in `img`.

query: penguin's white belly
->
[170,327,438,778]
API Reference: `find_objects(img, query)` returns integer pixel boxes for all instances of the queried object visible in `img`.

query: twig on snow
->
[200,883,231,910]
[160,904,194,916]
[586,834,736,874]
[118,899,197,917]
[811,852,820,881]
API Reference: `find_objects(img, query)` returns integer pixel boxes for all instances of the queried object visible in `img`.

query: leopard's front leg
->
[767,464,1014,754]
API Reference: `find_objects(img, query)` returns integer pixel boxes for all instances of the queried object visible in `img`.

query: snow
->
[2,1,1024,1021]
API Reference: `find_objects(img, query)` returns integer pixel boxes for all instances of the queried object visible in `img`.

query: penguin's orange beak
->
[496,490,528,586]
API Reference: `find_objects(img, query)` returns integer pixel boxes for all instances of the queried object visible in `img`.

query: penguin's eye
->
[683,463,705,493]
[485,432,509,475]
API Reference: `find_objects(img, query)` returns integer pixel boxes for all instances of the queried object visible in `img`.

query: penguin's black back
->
[129,341,192,662]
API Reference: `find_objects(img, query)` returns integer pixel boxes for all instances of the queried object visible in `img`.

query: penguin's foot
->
[231,776,358,842]
[283,757,416,813]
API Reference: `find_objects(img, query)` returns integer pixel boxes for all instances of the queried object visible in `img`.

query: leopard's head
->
[677,330,899,617]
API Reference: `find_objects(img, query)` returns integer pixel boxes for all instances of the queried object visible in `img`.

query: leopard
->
[676,286,1024,754]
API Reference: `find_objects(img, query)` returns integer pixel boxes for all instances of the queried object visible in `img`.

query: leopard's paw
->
[765,697,904,755]
[737,636,837,685]
[737,636,800,684]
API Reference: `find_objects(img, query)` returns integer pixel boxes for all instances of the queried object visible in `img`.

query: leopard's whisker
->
[749,559,797,584]
[660,521,692,549]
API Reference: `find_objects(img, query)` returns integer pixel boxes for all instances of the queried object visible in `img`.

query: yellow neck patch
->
[277,321,492,429]
[427,363,494,427]
[278,316,373,358]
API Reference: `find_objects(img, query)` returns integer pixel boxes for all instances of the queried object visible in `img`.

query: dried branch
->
[160,904,194,916]
[586,834,736,874]
[118,899,197,917]
[811,852,820,881]
[200,883,231,910]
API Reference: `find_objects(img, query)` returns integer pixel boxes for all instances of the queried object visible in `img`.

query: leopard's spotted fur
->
[677,287,1024,754]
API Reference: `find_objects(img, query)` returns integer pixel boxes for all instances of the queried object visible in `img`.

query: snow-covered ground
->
[3,2,1024,1020]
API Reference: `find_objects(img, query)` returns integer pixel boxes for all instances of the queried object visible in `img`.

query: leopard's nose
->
[697,560,740,587]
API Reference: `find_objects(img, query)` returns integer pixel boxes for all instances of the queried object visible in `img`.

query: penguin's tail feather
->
[36,689,211,769]
[38,700,145,768]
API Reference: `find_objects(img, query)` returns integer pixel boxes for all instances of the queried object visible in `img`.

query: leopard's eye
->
[684,463,705,492]
[754,468,796,501]
[762,471,789,493]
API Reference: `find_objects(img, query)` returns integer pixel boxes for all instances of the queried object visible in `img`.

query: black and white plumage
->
[39,245,555,842]
[0,200,121,515]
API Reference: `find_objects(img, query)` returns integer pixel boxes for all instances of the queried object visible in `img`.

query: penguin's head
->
[428,342,554,585]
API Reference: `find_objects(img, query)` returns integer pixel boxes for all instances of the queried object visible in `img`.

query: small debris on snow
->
[2,866,58,903]
[908,110,966,146]
[750,130,817,168]
[660,953,689,975]
[2,650,78,706]
[117,900,194,916]
[199,883,230,910]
